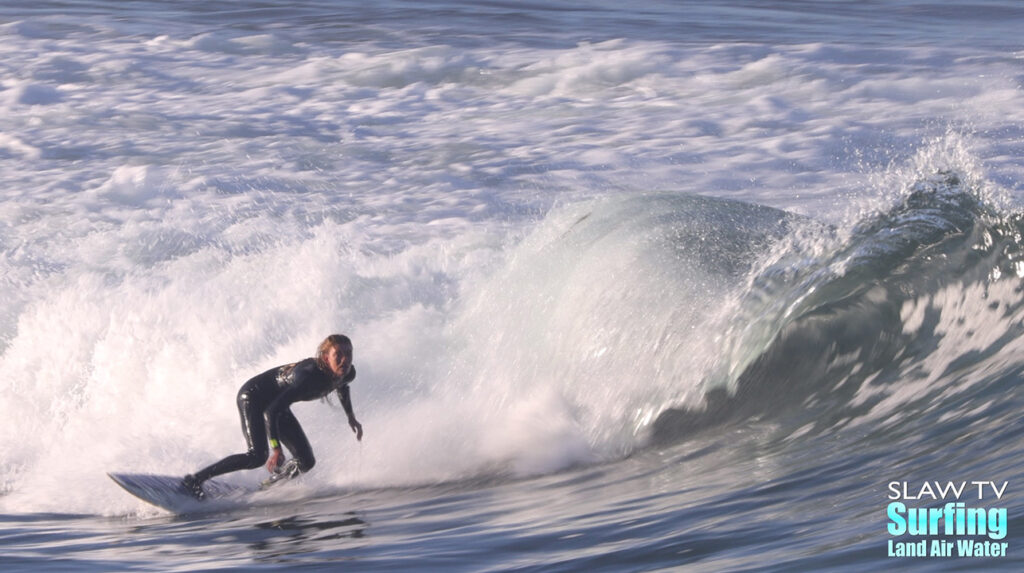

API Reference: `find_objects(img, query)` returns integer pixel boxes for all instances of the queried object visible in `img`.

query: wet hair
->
[316,334,352,369]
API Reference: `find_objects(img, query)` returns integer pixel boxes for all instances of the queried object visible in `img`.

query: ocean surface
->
[2,1,1024,571]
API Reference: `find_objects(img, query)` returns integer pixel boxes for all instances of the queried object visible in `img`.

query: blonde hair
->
[315,334,352,369]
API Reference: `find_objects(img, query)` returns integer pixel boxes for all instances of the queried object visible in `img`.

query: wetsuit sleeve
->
[337,365,357,422]
[337,384,356,422]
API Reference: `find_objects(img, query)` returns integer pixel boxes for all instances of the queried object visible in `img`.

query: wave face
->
[450,168,1024,462]
[445,193,796,460]
[653,172,1024,449]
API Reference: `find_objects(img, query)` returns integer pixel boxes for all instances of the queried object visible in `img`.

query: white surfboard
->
[108,473,250,512]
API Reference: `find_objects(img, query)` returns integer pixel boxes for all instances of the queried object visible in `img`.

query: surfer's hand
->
[349,419,363,441]
[266,447,283,472]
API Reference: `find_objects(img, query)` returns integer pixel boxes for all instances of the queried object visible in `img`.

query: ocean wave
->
[652,171,1024,444]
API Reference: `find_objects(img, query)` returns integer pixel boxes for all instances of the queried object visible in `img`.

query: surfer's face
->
[325,344,351,378]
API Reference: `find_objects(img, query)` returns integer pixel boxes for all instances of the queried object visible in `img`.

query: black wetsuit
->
[190,358,356,485]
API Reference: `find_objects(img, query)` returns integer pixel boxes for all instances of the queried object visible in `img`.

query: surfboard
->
[108,473,250,512]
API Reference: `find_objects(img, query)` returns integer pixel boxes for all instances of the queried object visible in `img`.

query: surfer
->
[181,334,363,499]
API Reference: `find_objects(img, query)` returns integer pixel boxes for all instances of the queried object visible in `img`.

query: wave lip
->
[652,171,1024,444]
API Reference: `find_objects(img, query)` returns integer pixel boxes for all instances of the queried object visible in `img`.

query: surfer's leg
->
[188,387,270,485]
[277,408,315,473]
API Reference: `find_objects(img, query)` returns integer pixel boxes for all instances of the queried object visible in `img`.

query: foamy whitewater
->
[2,1,1024,571]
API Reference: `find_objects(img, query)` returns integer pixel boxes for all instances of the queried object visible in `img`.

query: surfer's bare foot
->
[181,474,206,501]
[278,459,301,480]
